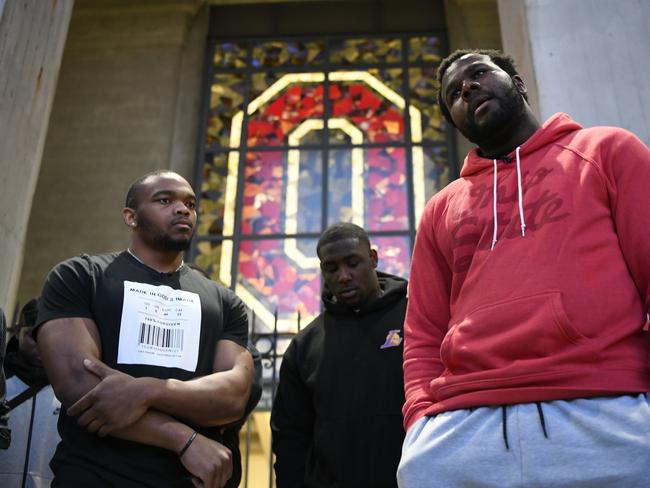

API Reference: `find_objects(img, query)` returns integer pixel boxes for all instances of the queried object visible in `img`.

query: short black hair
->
[316,222,371,258]
[124,170,179,209]
[436,49,527,125]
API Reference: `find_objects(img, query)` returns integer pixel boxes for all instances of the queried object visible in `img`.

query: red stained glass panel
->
[247,83,324,147]
[374,236,411,279]
[366,147,409,231]
[241,151,284,235]
[330,81,405,143]
[196,35,453,331]
[237,239,321,318]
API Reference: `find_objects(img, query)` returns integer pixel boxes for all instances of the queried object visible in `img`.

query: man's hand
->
[67,359,151,436]
[180,433,233,488]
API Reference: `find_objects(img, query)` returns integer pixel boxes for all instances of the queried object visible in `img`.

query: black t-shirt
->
[36,251,248,487]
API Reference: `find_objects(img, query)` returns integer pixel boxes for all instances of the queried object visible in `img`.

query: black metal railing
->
[243,309,302,488]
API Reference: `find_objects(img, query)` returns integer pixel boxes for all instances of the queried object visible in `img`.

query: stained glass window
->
[193,34,454,331]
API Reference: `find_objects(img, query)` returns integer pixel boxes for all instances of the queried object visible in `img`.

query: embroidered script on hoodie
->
[449,164,570,273]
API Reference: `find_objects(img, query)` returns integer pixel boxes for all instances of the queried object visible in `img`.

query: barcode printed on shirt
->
[139,323,184,350]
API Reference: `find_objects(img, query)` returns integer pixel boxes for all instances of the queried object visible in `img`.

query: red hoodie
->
[403,113,650,430]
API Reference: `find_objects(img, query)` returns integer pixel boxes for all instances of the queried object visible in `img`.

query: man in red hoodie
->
[399,49,650,487]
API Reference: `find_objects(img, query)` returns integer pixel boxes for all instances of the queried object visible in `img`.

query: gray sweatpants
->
[397,395,650,488]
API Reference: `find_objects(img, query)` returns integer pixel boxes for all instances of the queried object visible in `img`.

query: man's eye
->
[186,201,197,210]
[158,198,170,204]
[473,69,486,78]
[449,89,461,101]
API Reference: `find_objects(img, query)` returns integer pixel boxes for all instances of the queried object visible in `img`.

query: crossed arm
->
[37,316,253,488]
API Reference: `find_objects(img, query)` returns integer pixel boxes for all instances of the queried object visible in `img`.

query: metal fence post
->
[268,308,278,488]
[243,311,256,488]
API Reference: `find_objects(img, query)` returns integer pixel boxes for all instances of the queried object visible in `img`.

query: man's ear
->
[370,248,378,268]
[512,75,527,97]
[123,207,137,228]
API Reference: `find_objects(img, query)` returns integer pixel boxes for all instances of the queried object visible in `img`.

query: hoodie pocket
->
[440,291,585,375]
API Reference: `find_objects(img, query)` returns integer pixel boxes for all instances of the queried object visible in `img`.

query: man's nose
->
[174,201,191,215]
[461,79,480,100]
[337,267,352,282]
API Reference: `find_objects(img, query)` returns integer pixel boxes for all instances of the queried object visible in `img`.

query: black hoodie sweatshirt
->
[271,272,408,488]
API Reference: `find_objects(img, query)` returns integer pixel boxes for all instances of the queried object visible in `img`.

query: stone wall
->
[17,0,208,303]
[499,0,650,143]
[0,0,74,317]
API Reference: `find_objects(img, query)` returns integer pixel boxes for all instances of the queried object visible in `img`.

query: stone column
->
[0,0,74,318]
[16,0,208,303]
[499,0,650,143]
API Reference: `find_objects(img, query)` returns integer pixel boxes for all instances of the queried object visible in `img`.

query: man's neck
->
[477,111,541,159]
[128,242,184,273]
[361,286,384,309]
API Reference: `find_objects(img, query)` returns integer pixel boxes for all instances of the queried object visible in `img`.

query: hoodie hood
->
[458,113,583,250]
[460,113,583,177]
[322,271,408,316]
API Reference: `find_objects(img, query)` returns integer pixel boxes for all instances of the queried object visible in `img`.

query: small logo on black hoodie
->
[380,330,403,349]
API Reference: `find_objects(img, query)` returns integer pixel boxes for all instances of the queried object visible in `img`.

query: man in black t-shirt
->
[35,170,253,488]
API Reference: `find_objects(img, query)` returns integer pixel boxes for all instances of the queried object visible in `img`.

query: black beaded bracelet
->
[178,431,197,458]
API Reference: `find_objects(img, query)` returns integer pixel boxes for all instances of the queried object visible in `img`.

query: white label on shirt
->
[117,281,202,372]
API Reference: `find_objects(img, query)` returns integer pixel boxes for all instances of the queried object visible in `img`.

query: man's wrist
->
[137,377,161,408]
[168,422,196,454]
[178,430,198,458]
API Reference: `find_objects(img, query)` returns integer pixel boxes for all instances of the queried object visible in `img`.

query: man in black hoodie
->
[271,222,407,488]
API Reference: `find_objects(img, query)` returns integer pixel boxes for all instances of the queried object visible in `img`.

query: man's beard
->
[461,81,526,146]
[155,233,193,251]
[137,214,193,251]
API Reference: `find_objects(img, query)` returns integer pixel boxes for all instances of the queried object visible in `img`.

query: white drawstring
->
[515,146,526,237]
[491,159,498,250]
[491,146,525,251]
